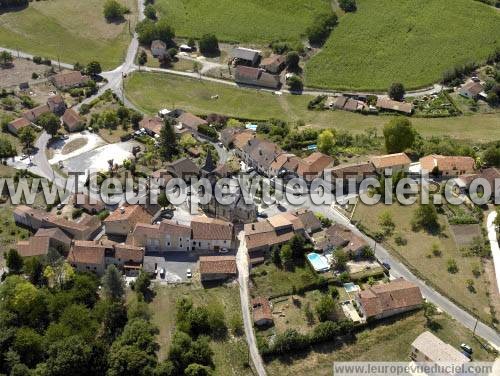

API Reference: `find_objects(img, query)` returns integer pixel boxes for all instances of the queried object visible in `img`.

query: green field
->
[124,72,500,141]
[305,0,500,90]
[0,0,136,69]
[154,0,331,43]
[352,202,495,325]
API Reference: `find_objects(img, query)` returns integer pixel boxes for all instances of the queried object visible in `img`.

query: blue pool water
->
[343,282,358,293]
[307,252,330,272]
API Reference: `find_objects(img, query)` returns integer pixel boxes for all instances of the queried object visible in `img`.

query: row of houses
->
[329,95,415,115]
[8,93,84,136]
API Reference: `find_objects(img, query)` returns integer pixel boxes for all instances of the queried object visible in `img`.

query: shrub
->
[199,34,219,55]
[72,208,84,219]
[447,258,458,274]
[287,75,303,91]
[388,82,405,101]
[32,56,42,64]
[198,124,217,139]
[31,72,39,79]
[103,0,128,21]
[339,0,357,12]
[307,13,338,45]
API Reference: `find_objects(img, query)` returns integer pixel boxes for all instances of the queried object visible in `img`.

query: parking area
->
[144,251,198,283]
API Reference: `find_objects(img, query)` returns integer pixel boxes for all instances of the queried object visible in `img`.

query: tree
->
[411,203,439,233]
[158,192,170,209]
[23,257,43,286]
[466,279,475,292]
[378,210,394,235]
[136,19,158,45]
[339,0,357,12]
[483,145,500,167]
[306,13,338,45]
[179,133,197,149]
[134,270,152,301]
[383,117,416,153]
[144,4,156,20]
[199,34,219,55]
[185,364,211,376]
[138,50,147,70]
[0,137,15,160]
[335,249,348,271]
[159,119,178,160]
[107,344,157,376]
[44,335,94,376]
[37,112,60,137]
[285,51,300,71]
[315,294,335,322]
[187,38,196,49]
[289,234,305,261]
[317,129,335,155]
[422,301,437,325]
[101,264,124,301]
[103,0,127,21]
[271,245,281,266]
[280,244,293,269]
[388,82,406,101]
[447,258,458,274]
[156,19,175,45]
[287,75,303,91]
[18,126,36,150]
[86,61,102,76]
[0,50,13,67]
[6,249,23,274]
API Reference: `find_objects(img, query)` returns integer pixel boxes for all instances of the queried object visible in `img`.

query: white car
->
[186,269,192,278]
[219,248,229,254]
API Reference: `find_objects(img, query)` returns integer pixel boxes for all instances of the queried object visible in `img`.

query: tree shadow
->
[0,4,29,16]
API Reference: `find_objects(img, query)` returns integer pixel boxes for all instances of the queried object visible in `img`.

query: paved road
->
[236,231,267,376]
[0,47,74,70]
[486,211,500,293]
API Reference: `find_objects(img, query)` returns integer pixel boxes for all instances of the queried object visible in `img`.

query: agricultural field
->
[154,0,331,43]
[352,202,496,325]
[305,0,500,90]
[265,310,497,375]
[124,72,500,141]
[0,0,136,69]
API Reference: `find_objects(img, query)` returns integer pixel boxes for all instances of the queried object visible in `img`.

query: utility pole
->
[473,318,478,336]
[57,56,61,71]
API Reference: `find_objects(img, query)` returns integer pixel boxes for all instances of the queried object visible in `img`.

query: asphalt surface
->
[486,211,500,292]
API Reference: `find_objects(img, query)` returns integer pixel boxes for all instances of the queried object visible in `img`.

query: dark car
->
[257,212,268,218]
[382,262,391,270]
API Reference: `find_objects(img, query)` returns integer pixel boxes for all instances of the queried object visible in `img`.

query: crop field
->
[154,0,331,43]
[0,0,136,69]
[125,72,500,141]
[305,0,500,91]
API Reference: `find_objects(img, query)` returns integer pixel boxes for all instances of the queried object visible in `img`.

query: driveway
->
[144,251,197,283]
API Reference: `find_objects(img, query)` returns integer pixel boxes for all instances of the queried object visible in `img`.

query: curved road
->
[2,0,498,365]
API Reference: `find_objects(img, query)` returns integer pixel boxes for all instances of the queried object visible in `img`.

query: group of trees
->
[306,13,338,45]
[0,50,13,67]
[0,136,16,160]
[103,0,129,22]
[382,117,416,153]
[317,127,379,156]
[154,297,230,375]
[136,18,175,47]
[88,105,143,132]
[0,249,170,376]
[272,234,307,270]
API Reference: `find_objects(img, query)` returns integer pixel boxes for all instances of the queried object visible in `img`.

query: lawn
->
[265,310,497,375]
[125,72,500,141]
[146,284,252,376]
[305,0,500,91]
[250,261,322,298]
[0,202,31,265]
[0,0,136,69]
[154,0,331,43]
[352,202,496,325]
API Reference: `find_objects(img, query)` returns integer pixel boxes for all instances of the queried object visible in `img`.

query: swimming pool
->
[343,282,360,293]
[307,252,330,272]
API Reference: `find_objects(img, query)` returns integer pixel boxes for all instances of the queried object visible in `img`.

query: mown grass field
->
[154,0,331,43]
[0,0,136,69]
[265,310,497,375]
[124,72,500,141]
[352,202,495,325]
[305,0,500,90]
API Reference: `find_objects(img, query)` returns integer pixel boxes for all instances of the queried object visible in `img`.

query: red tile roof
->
[191,216,233,240]
[199,255,237,275]
[371,153,411,169]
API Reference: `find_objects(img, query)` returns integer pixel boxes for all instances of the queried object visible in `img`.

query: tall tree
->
[382,117,416,153]
[138,50,147,70]
[18,126,36,151]
[198,34,219,56]
[86,61,102,76]
[101,265,124,301]
[159,119,178,160]
[37,112,60,137]
[388,82,406,101]
[317,129,335,155]
[0,50,13,67]
[6,249,23,274]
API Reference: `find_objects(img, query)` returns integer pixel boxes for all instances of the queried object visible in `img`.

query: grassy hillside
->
[154,0,331,43]
[124,72,500,141]
[305,0,500,90]
[0,0,136,69]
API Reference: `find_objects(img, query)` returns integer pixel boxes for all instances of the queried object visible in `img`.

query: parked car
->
[20,154,28,160]
[460,343,473,354]
[257,212,268,218]
[159,268,165,279]
[382,262,391,270]
[56,203,65,210]
[219,248,229,254]
[186,269,192,278]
